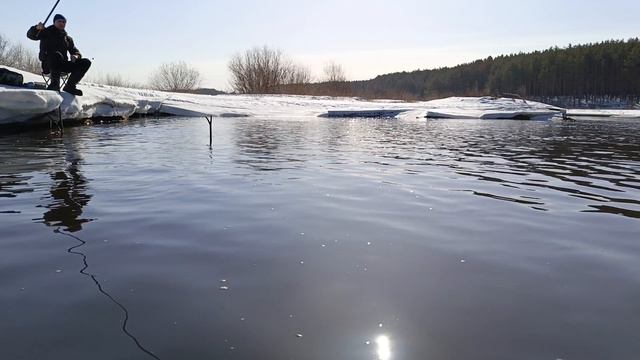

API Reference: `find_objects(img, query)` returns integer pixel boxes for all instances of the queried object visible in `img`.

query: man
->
[27,14,91,96]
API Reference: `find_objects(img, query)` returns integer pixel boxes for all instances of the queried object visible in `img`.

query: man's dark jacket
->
[26,25,82,62]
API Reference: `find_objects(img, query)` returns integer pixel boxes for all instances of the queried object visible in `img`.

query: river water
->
[1,117,639,360]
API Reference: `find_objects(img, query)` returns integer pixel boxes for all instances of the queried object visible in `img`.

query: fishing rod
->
[37,0,61,35]
[43,0,61,25]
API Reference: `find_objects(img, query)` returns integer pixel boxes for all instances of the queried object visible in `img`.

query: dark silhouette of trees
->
[348,38,640,102]
[231,40,640,102]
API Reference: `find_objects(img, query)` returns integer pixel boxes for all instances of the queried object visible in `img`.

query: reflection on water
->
[373,120,638,217]
[1,117,639,360]
[39,143,93,231]
[376,335,391,360]
[229,118,640,218]
[0,175,32,201]
[437,126,640,218]
[0,130,160,359]
[233,119,307,172]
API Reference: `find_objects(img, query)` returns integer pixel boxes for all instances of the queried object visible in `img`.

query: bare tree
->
[283,64,313,94]
[322,61,350,96]
[2,44,24,68]
[14,44,41,74]
[228,46,287,94]
[87,72,145,89]
[103,73,129,87]
[0,34,41,73]
[323,61,347,83]
[228,46,312,94]
[149,61,202,92]
[287,64,312,85]
[0,34,9,62]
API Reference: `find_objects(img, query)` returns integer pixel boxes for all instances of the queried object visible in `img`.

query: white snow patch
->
[0,86,63,123]
[567,109,640,119]
[424,97,566,120]
[1,65,569,126]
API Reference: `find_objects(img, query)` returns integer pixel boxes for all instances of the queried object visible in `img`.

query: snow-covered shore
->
[1,65,572,126]
[566,109,640,119]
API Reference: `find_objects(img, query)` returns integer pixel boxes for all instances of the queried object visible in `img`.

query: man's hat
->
[53,14,66,22]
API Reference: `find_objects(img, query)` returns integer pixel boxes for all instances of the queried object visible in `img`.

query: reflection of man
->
[42,163,92,233]
[26,14,91,96]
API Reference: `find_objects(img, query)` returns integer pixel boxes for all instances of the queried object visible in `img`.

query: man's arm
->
[67,36,82,59]
[26,23,46,41]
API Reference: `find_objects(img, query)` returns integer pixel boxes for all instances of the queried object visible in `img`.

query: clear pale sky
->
[3,0,639,90]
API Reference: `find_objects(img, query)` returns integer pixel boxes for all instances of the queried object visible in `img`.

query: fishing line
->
[55,228,161,360]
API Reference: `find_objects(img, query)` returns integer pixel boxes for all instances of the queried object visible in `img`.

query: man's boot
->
[62,84,83,96]
[63,59,91,97]
[63,72,83,96]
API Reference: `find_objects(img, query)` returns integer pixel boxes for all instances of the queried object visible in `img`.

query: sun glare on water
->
[376,335,391,360]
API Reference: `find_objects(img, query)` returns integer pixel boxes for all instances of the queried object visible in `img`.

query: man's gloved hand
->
[71,55,79,63]
[36,22,45,30]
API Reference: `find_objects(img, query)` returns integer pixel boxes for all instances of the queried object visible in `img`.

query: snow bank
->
[567,109,640,119]
[1,65,569,126]
[0,86,62,123]
[423,97,566,120]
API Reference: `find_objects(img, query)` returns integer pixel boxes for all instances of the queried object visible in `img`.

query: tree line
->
[5,30,639,102]
[228,39,640,104]
[347,38,640,101]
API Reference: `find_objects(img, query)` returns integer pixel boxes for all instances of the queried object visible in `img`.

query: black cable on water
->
[55,228,161,360]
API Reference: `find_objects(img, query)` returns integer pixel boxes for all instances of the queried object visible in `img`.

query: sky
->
[3,0,639,90]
